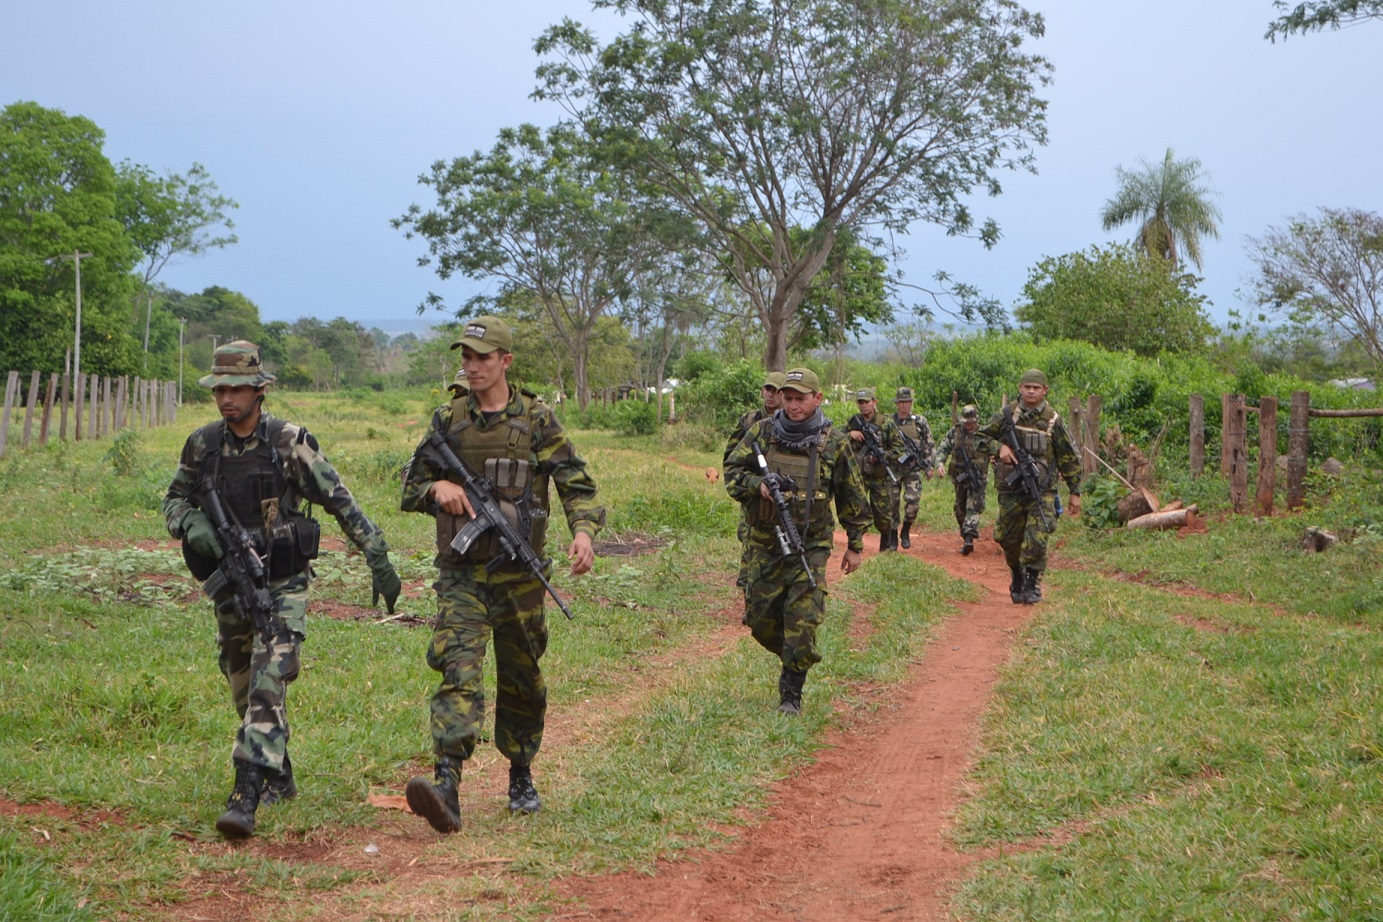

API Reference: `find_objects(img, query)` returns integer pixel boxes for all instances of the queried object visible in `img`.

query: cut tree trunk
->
[1127,505,1199,530]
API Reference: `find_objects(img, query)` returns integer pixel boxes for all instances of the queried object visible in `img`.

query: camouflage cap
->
[450,315,513,354]
[961,404,979,419]
[198,340,275,388]
[763,371,787,390]
[895,386,914,401]
[854,386,876,402]
[1020,368,1048,387]
[781,368,821,394]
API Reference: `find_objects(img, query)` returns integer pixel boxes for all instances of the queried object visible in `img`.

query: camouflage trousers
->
[425,563,549,767]
[992,490,1059,571]
[893,472,921,528]
[863,475,896,536]
[951,477,988,540]
[215,572,309,772]
[742,539,831,672]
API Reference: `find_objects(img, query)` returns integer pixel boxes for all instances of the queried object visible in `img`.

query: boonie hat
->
[854,387,876,402]
[450,316,513,354]
[895,387,914,401]
[781,368,820,394]
[961,404,979,419]
[763,371,787,389]
[199,340,276,388]
[1020,368,1048,387]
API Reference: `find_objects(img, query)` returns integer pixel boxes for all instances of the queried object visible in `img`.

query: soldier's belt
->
[783,490,830,501]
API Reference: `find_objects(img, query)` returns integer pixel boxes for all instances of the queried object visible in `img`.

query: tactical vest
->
[747,426,833,535]
[994,402,1059,491]
[435,391,551,563]
[895,414,924,442]
[190,418,319,580]
[946,426,985,479]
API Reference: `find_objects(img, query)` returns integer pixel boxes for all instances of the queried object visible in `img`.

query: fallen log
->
[1127,504,1198,531]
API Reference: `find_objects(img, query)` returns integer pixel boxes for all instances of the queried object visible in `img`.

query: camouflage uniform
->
[727,373,785,590]
[401,388,604,769]
[978,398,1081,582]
[889,400,933,543]
[846,399,901,549]
[935,416,996,546]
[724,416,868,675]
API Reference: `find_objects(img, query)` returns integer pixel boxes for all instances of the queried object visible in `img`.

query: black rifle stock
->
[858,420,899,483]
[195,484,285,645]
[1000,411,1056,532]
[423,413,575,620]
[750,439,817,589]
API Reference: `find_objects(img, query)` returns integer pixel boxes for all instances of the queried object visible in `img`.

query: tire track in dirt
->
[549,527,1039,921]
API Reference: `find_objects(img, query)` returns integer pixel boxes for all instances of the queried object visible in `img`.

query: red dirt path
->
[550,526,1035,921]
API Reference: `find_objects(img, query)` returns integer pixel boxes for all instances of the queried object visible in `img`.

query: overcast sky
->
[6,1,1379,336]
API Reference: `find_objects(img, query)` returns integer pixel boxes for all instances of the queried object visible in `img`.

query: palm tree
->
[1100,148,1222,271]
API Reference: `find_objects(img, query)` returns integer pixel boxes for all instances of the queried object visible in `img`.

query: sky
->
[5,1,1380,338]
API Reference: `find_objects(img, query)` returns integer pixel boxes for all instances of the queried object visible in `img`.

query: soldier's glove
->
[181,510,222,560]
[365,547,401,614]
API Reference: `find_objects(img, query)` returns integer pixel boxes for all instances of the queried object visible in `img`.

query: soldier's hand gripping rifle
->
[895,427,930,475]
[423,413,575,620]
[195,483,287,645]
[1000,411,1055,532]
[859,420,899,484]
[750,439,817,590]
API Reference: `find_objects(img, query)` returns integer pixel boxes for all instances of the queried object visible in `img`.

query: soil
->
[549,527,1036,921]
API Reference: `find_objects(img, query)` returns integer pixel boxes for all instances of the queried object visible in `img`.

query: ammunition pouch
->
[267,509,320,579]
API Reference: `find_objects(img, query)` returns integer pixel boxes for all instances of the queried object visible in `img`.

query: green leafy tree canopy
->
[1266,0,1383,40]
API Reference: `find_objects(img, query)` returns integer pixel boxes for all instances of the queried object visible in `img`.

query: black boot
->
[406,756,461,833]
[778,667,806,716]
[1009,567,1024,604]
[261,751,297,806]
[1020,568,1043,604]
[216,760,265,839]
[508,763,542,814]
[899,522,912,549]
[961,536,974,556]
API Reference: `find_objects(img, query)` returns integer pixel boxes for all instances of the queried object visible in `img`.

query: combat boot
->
[877,531,890,553]
[899,522,912,549]
[216,760,265,839]
[1020,568,1043,605]
[1009,567,1024,604]
[961,536,974,556]
[406,756,462,834]
[778,666,806,716]
[508,763,542,814]
[261,751,297,806]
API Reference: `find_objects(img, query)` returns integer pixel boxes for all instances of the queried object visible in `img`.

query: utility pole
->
[178,317,187,405]
[55,251,94,381]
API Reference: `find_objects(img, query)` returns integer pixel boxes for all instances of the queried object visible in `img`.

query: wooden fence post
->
[40,373,57,444]
[0,371,18,458]
[22,370,41,447]
[1226,394,1249,513]
[87,376,98,440]
[1287,391,1310,510]
[1220,394,1231,476]
[1189,394,1205,477]
[1256,396,1278,517]
[60,373,70,440]
[1085,395,1101,469]
[1067,396,1090,476]
[73,372,85,441]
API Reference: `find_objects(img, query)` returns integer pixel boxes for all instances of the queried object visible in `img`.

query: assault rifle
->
[952,437,984,490]
[895,426,930,474]
[1000,410,1055,532]
[750,439,817,589]
[195,483,287,645]
[422,412,575,620]
[856,419,899,484]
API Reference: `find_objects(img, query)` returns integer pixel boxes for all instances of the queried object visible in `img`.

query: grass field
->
[1,388,1380,920]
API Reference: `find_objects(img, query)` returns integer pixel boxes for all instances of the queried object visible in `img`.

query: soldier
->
[162,341,401,839]
[724,368,868,716]
[934,404,996,556]
[727,371,786,590]
[889,387,934,549]
[977,369,1082,604]
[846,387,902,551]
[401,316,604,833]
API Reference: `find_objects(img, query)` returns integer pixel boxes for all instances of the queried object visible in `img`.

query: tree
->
[1099,148,1222,272]
[535,0,1051,371]
[395,122,657,409]
[0,101,140,375]
[1247,207,1383,371]
[1266,0,1383,40]
[1014,243,1214,357]
[116,161,237,366]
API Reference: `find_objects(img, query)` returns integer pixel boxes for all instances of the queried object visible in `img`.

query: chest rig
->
[895,414,924,442]
[749,426,833,534]
[994,402,1059,490]
[435,392,550,563]
[191,418,320,579]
